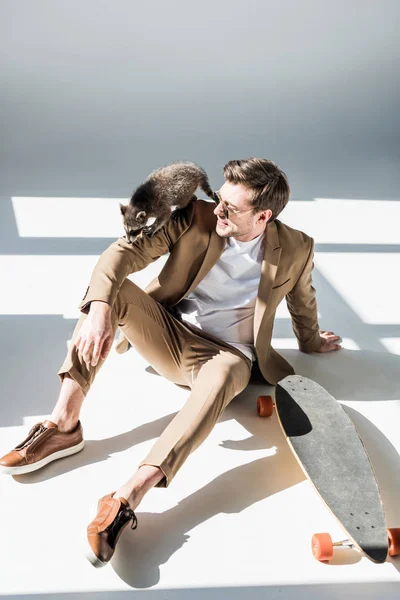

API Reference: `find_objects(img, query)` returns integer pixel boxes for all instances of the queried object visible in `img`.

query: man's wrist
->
[90,300,112,312]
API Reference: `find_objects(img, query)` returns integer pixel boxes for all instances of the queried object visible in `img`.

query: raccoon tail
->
[199,174,215,200]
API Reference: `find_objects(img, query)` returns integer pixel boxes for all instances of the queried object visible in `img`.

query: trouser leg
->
[138,346,252,487]
[57,277,253,488]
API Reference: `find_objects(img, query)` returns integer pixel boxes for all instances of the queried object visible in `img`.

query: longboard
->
[257,374,400,563]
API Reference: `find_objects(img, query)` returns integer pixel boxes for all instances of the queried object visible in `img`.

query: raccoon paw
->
[142,226,157,238]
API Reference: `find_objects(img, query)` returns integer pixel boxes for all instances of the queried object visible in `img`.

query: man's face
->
[213,181,272,242]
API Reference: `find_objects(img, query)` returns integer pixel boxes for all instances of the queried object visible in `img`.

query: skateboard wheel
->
[388,528,400,557]
[257,395,274,417]
[311,533,334,562]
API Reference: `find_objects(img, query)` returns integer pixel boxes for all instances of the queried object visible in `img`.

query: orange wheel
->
[312,533,334,562]
[388,528,400,557]
[257,395,274,417]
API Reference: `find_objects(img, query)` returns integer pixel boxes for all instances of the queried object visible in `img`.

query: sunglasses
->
[212,190,254,219]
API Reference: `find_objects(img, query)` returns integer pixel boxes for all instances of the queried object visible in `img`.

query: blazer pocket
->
[272,278,291,290]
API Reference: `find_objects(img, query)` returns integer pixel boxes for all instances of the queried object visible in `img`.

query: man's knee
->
[213,355,251,394]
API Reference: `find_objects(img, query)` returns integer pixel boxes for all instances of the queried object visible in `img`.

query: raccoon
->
[120,160,215,244]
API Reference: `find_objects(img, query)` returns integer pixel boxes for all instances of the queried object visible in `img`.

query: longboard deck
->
[275,375,388,563]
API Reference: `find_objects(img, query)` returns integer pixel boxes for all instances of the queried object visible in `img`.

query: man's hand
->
[316,330,343,353]
[74,302,114,369]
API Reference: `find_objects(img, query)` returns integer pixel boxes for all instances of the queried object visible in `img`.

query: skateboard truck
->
[311,531,400,562]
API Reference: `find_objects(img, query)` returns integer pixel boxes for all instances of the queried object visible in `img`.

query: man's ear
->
[260,209,273,224]
[120,203,127,216]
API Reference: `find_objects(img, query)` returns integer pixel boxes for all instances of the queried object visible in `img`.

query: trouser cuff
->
[137,461,172,488]
[57,364,91,397]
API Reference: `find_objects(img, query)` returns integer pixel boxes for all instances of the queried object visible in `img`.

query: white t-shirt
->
[174,230,265,363]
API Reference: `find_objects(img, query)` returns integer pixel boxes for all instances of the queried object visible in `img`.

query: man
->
[0,158,341,568]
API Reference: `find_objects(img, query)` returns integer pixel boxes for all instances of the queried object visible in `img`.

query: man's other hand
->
[74,302,114,369]
[317,330,343,353]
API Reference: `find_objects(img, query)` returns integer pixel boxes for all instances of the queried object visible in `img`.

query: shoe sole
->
[83,501,108,568]
[0,440,85,475]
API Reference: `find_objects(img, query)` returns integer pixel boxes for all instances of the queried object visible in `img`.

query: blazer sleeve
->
[285,237,324,353]
[78,201,195,314]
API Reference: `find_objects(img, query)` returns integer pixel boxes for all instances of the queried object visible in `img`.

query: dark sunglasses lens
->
[213,192,229,219]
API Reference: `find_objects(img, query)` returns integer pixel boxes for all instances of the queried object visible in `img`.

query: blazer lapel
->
[254,220,281,345]
[183,229,227,299]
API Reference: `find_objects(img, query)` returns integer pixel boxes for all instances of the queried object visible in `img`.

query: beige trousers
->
[57,278,253,488]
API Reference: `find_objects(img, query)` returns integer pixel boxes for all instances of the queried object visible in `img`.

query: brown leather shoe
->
[85,492,138,568]
[0,419,84,475]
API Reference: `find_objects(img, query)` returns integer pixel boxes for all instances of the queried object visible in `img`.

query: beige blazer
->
[79,199,323,385]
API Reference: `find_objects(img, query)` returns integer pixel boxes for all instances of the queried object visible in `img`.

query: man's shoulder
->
[159,197,214,246]
[191,198,218,231]
[194,198,217,216]
[162,196,199,239]
[275,218,313,249]
[175,197,214,225]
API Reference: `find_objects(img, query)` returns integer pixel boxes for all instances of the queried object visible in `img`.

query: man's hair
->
[223,157,290,221]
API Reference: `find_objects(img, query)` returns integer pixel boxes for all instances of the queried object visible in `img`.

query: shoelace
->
[107,505,138,539]
[127,508,138,530]
[17,424,48,450]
